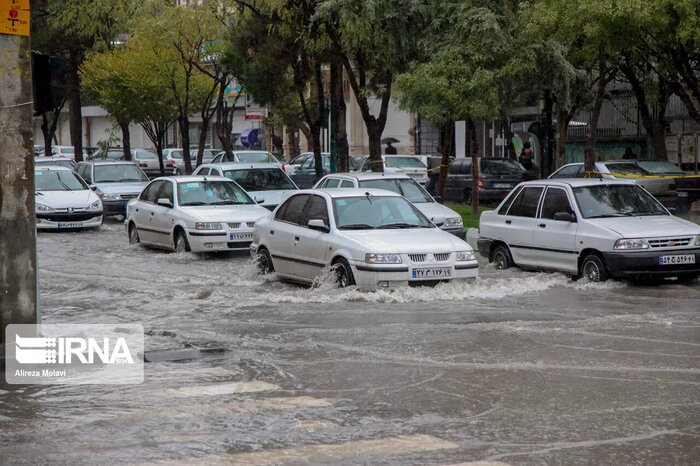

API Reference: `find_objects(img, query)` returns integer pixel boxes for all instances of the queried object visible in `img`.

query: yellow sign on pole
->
[1,0,30,37]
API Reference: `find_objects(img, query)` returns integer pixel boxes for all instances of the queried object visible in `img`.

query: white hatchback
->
[35,167,103,230]
[251,188,479,290]
[477,179,700,281]
[125,176,271,253]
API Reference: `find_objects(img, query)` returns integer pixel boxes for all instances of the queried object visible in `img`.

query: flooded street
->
[2,220,699,465]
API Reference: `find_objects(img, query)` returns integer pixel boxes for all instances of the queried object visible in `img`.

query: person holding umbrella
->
[382,137,399,154]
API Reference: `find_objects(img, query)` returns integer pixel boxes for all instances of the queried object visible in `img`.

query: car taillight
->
[282,165,286,172]
[478,178,484,189]
[166,161,175,167]
[138,163,148,168]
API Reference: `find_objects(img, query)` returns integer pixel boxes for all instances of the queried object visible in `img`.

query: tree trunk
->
[542,89,555,177]
[296,118,313,152]
[437,121,454,199]
[311,124,323,182]
[179,118,191,175]
[286,125,299,160]
[119,120,132,161]
[555,105,573,169]
[330,59,349,172]
[501,115,516,160]
[215,80,236,161]
[585,58,614,173]
[41,114,51,156]
[468,118,480,216]
[367,127,383,172]
[66,50,84,162]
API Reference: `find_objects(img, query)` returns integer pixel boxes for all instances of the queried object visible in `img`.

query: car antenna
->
[365,191,373,204]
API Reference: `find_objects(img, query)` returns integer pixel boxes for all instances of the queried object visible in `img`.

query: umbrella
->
[381,137,400,144]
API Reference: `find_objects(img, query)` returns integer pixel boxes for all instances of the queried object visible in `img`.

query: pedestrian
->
[622,147,637,159]
[384,142,397,155]
[518,141,534,170]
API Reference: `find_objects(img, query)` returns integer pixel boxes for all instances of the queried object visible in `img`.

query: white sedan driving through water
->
[125,176,271,253]
[251,189,479,290]
[35,166,103,230]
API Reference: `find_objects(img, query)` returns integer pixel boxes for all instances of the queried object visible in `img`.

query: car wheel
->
[174,230,191,253]
[463,189,472,204]
[257,248,274,274]
[492,245,513,270]
[333,258,355,287]
[128,224,140,244]
[581,254,608,282]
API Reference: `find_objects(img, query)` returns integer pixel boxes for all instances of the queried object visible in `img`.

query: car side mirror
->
[89,184,97,191]
[308,219,330,232]
[666,207,676,214]
[254,196,265,204]
[157,198,173,208]
[553,212,576,222]
[431,215,445,226]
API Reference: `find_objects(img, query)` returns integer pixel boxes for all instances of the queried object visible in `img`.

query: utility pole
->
[0,0,38,352]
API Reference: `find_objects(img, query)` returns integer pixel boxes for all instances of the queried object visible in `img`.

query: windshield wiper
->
[629,211,665,216]
[35,192,44,196]
[377,222,427,229]
[180,202,207,206]
[118,178,143,182]
[208,200,243,205]
[586,213,632,218]
[339,223,375,230]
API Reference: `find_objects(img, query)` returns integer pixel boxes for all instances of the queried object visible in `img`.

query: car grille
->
[121,194,138,200]
[647,237,694,248]
[227,241,252,249]
[226,222,256,229]
[37,212,102,222]
[408,253,450,263]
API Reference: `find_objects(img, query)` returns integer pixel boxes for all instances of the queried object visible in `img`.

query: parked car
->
[89,148,125,160]
[282,152,329,176]
[477,179,700,282]
[35,166,103,230]
[251,188,479,290]
[125,176,270,253]
[74,161,149,217]
[358,155,429,185]
[163,148,218,173]
[549,160,683,208]
[34,156,77,170]
[290,154,362,188]
[443,157,525,204]
[193,163,298,210]
[49,145,89,159]
[314,172,465,239]
[211,150,281,165]
[129,148,177,178]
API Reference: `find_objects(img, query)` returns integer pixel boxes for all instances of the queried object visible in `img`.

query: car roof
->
[83,160,139,166]
[35,156,73,161]
[233,150,271,154]
[35,165,72,171]
[521,178,636,188]
[152,175,231,183]
[299,188,402,198]
[322,172,411,181]
[200,162,281,170]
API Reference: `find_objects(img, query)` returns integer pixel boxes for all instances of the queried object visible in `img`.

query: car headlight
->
[614,238,650,250]
[695,235,700,246]
[443,217,463,228]
[100,193,122,201]
[86,200,102,211]
[455,251,476,261]
[36,203,55,212]
[195,222,222,230]
[365,253,402,264]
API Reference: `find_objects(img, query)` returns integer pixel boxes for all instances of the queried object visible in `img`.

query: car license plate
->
[677,191,688,197]
[658,254,695,265]
[493,183,512,189]
[411,267,452,279]
[57,222,83,228]
[229,232,253,241]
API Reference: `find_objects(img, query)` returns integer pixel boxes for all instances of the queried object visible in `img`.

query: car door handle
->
[150,212,154,216]
[538,223,546,228]
[505,220,512,224]
[269,230,274,235]
[294,236,300,241]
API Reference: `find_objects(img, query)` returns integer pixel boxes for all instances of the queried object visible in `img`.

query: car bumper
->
[476,237,492,259]
[350,260,479,291]
[187,230,254,252]
[36,212,103,230]
[602,248,700,278]
[102,200,129,216]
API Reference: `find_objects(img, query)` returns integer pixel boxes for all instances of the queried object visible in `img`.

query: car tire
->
[174,230,191,253]
[333,258,355,287]
[463,189,472,205]
[581,254,609,282]
[491,245,513,270]
[128,224,140,244]
[257,248,274,274]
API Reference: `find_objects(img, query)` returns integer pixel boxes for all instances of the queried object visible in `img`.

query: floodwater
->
[1,220,699,465]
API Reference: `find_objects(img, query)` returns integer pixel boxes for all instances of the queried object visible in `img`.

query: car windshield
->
[224,168,296,191]
[384,156,426,169]
[35,170,86,191]
[359,178,432,203]
[177,180,254,206]
[636,161,686,175]
[135,150,158,160]
[94,165,149,183]
[333,195,434,230]
[35,159,75,169]
[603,163,645,176]
[169,150,183,159]
[573,184,668,218]
[235,152,274,163]
[481,159,522,175]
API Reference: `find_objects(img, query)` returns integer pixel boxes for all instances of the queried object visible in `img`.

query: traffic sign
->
[1,0,30,37]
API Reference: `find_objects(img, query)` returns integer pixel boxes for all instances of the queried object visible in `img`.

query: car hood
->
[181,204,271,222]
[36,190,99,209]
[591,215,700,238]
[341,228,470,253]
[95,182,148,195]
[247,189,297,206]
[414,202,461,222]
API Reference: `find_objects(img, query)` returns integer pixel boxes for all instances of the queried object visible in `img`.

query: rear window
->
[481,159,522,175]
[384,156,426,169]
[603,163,644,176]
[636,161,685,175]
